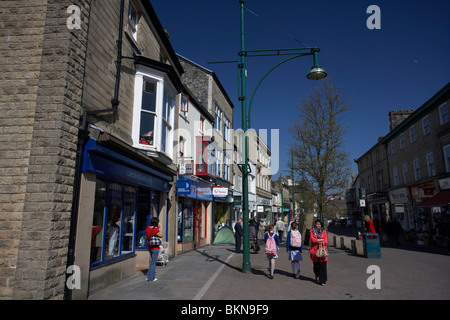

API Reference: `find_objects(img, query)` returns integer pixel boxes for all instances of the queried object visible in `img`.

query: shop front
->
[256,195,272,225]
[413,180,450,246]
[389,187,413,235]
[212,186,233,242]
[367,192,389,234]
[176,175,212,252]
[74,138,174,298]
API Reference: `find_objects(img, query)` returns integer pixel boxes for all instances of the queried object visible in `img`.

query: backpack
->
[265,233,277,255]
[290,230,302,247]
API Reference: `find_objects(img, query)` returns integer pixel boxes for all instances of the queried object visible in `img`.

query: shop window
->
[178,199,193,243]
[91,180,106,265]
[135,189,160,250]
[121,187,136,254]
[90,180,138,267]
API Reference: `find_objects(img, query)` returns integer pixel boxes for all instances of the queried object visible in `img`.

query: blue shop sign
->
[82,138,171,192]
[176,180,191,195]
[176,175,212,201]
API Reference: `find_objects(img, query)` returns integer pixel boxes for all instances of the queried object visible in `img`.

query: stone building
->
[0,0,216,300]
[354,82,450,245]
[0,0,91,300]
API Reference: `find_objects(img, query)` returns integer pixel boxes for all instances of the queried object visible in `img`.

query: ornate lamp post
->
[238,0,326,273]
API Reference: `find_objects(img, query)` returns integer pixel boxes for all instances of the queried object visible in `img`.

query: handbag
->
[315,243,329,258]
[147,228,162,246]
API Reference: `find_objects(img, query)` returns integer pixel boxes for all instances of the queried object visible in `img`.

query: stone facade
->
[0,0,90,299]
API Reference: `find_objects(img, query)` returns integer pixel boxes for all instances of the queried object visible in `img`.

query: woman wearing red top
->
[309,220,328,286]
[364,215,376,233]
[146,217,162,282]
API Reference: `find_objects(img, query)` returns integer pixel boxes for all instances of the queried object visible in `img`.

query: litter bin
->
[362,233,381,258]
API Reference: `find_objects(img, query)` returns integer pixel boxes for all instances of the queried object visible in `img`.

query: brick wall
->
[0,0,90,299]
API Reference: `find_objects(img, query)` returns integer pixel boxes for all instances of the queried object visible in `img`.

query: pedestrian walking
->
[286,221,303,279]
[249,218,259,253]
[264,225,279,279]
[275,217,285,243]
[146,217,162,282]
[234,216,243,253]
[309,220,328,286]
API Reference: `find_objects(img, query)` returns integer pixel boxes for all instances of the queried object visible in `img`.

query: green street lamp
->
[238,0,326,273]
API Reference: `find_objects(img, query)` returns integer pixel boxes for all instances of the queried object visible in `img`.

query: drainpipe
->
[111,0,126,118]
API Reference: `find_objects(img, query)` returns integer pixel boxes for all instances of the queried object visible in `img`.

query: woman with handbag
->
[309,220,328,286]
[146,217,163,282]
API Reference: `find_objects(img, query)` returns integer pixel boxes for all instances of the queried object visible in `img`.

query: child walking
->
[264,225,279,279]
[286,222,303,279]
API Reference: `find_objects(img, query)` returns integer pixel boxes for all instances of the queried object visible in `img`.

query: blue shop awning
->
[82,138,171,192]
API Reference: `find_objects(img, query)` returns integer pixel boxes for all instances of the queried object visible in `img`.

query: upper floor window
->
[214,104,222,134]
[224,117,230,142]
[426,152,435,177]
[399,133,405,149]
[132,69,176,159]
[444,144,450,173]
[413,159,420,181]
[128,1,139,41]
[422,115,430,135]
[409,125,416,143]
[439,103,449,125]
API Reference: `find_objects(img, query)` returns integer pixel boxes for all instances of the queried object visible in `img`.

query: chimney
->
[389,110,415,131]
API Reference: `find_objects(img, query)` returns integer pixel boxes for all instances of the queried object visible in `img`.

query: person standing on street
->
[275,217,285,243]
[234,216,243,253]
[286,221,303,279]
[146,217,162,282]
[264,224,279,279]
[309,220,328,286]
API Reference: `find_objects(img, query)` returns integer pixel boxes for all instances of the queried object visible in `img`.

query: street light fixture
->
[307,49,327,80]
[237,0,326,273]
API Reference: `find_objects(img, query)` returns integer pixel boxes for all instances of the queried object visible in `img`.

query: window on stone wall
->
[132,69,176,160]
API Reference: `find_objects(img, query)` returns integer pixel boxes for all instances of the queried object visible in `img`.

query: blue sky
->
[152,0,450,182]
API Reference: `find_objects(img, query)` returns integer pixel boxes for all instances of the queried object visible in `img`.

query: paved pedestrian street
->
[204,243,450,300]
[89,233,450,301]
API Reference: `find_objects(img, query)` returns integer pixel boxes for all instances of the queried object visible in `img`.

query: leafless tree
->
[288,79,351,220]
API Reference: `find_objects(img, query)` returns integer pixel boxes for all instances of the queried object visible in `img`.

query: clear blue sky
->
[152,0,450,182]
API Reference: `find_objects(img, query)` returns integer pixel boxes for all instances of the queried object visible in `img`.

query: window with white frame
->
[444,144,450,172]
[214,104,222,134]
[224,155,230,181]
[128,1,139,41]
[426,152,435,177]
[391,139,396,154]
[413,159,420,181]
[132,69,176,159]
[439,103,449,125]
[224,117,230,142]
[393,167,399,187]
[161,88,175,154]
[399,133,405,149]
[422,115,430,135]
[402,163,408,184]
[216,150,222,178]
[409,125,416,143]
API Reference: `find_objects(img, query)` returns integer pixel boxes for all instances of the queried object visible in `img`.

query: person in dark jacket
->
[234,216,243,253]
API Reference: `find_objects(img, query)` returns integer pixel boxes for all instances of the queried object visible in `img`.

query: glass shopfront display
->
[90,178,162,267]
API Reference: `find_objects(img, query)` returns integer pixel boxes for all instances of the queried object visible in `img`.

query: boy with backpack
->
[286,222,303,279]
[264,225,279,279]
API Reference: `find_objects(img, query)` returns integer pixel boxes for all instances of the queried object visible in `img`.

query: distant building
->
[354,83,450,245]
